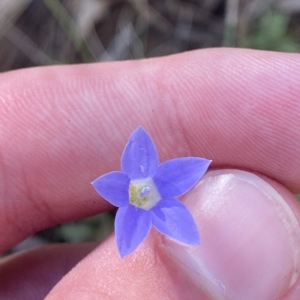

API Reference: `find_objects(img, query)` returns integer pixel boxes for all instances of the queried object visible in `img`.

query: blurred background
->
[1,0,300,254]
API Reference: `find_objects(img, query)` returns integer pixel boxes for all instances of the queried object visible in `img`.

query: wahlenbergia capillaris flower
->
[92,127,211,257]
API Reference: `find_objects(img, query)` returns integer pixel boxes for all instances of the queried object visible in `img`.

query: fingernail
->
[162,170,300,300]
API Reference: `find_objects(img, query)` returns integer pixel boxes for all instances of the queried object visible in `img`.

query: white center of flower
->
[129,178,161,210]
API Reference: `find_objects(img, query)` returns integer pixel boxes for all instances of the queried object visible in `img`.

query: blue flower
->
[92,127,211,257]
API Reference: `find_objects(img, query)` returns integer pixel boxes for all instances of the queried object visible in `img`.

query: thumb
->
[163,169,300,300]
[45,170,300,300]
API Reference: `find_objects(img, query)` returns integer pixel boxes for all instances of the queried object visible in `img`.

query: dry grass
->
[1,0,298,72]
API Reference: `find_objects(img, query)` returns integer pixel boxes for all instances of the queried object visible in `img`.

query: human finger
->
[1,49,300,252]
[0,243,96,300]
[45,170,300,300]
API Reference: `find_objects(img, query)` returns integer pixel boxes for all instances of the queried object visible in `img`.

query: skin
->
[0,48,300,299]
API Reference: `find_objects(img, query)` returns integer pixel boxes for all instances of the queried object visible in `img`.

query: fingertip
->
[162,169,300,300]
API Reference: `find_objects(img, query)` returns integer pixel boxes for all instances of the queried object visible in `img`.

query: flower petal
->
[115,205,152,257]
[153,157,211,198]
[91,171,129,207]
[151,199,200,244]
[121,127,159,179]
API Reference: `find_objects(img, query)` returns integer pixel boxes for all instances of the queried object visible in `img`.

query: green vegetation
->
[244,10,299,52]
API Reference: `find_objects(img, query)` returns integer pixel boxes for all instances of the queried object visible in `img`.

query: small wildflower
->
[92,127,211,257]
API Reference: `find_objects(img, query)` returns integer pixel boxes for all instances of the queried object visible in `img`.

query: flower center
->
[129,178,161,210]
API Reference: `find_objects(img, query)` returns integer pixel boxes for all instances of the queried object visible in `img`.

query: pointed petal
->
[121,127,159,179]
[115,205,152,257]
[153,157,211,198]
[91,171,129,207]
[151,199,200,244]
